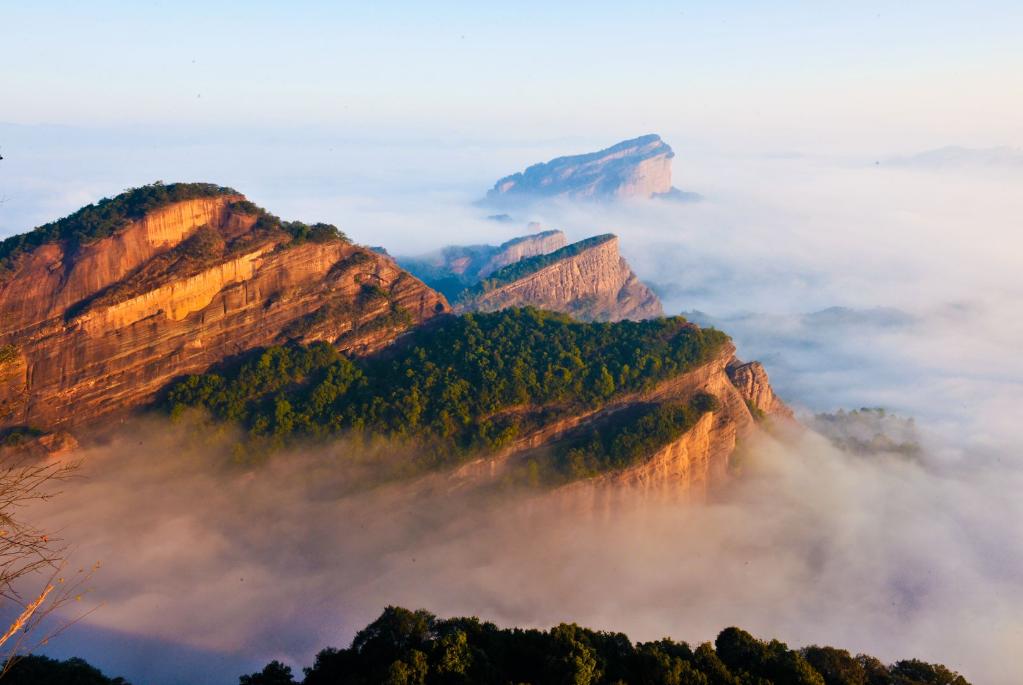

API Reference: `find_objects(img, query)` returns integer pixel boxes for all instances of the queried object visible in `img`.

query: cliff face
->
[727,360,794,419]
[476,229,567,278]
[453,342,789,502]
[458,235,663,322]
[485,134,678,202]
[0,195,447,431]
[399,229,567,295]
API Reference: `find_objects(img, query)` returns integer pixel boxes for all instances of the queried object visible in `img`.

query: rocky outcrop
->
[726,360,794,420]
[476,228,567,278]
[453,342,788,502]
[0,193,447,431]
[399,229,567,298]
[457,234,663,322]
[484,134,684,203]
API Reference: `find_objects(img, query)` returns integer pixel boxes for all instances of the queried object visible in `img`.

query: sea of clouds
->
[4,127,1022,684]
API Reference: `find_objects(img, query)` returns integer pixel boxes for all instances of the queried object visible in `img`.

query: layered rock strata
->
[0,195,447,430]
[457,235,663,321]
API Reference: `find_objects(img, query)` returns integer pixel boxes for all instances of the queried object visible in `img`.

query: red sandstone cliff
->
[457,235,663,322]
[451,342,791,502]
[0,193,447,431]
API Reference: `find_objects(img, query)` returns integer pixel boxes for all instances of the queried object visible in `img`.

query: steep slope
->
[398,228,566,301]
[454,338,792,501]
[485,134,684,202]
[0,184,447,431]
[169,308,792,500]
[457,234,663,321]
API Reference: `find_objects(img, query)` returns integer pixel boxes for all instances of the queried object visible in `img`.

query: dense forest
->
[165,308,729,478]
[7,606,970,685]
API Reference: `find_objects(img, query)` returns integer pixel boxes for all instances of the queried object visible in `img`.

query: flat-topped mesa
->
[0,183,447,431]
[485,134,683,203]
[457,234,664,322]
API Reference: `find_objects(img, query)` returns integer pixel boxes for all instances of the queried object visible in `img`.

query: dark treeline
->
[242,607,972,685]
[165,308,729,478]
[10,606,969,685]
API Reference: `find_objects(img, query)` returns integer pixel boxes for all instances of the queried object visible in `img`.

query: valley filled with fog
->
[4,130,1022,684]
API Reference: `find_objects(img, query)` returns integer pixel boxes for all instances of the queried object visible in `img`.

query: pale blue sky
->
[4,1,1021,148]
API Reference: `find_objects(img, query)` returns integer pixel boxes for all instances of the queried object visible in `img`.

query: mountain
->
[484,134,688,203]
[397,227,567,301]
[0,183,447,431]
[169,308,791,499]
[456,233,664,322]
[0,182,790,502]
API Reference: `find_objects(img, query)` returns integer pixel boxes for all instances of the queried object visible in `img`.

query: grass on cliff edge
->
[164,307,730,479]
[0,182,349,279]
[0,182,238,275]
[463,234,616,299]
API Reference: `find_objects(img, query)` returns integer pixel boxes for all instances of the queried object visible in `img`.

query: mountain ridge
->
[484,134,688,203]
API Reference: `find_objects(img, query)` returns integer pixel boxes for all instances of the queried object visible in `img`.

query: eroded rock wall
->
[0,197,447,431]
[459,235,663,321]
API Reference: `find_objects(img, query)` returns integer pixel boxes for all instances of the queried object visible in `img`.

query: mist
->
[30,416,1023,685]
[5,131,1022,684]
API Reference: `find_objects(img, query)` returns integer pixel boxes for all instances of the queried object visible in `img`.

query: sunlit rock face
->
[726,360,794,419]
[0,194,447,431]
[400,229,567,287]
[457,235,664,322]
[450,342,792,505]
[485,134,680,202]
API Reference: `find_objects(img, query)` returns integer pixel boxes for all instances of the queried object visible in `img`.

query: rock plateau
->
[484,134,690,203]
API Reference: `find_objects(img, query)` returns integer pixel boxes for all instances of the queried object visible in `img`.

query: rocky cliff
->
[457,234,663,322]
[484,134,684,203]
[726,360,794,419]
[453,341,790,501]
[398,228,567,300]
[0,185,447,431]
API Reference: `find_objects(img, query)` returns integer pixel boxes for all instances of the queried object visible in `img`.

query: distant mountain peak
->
[484,134,692,203]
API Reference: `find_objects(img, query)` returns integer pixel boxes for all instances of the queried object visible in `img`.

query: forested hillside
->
[165,308,729,478]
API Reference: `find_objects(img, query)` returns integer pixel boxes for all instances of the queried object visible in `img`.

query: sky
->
[3,1,1022,151]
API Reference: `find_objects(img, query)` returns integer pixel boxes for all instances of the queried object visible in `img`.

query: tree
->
[0,452,97,675]
[890,659,971,685]
[238,660,296,685]
[802,646,867,685]
[1,655,128,685]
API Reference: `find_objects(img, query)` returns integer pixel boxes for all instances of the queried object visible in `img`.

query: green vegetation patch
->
[238,605,971,685]
[466,234,616,297]
[0,426,45,448]
[542,393,721,482]
[0,182,240,277]
[0,183,349,279]
[165,308,729,477]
